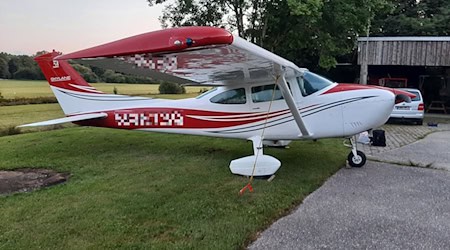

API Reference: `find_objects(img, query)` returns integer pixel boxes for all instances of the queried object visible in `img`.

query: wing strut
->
[275,69,312,138]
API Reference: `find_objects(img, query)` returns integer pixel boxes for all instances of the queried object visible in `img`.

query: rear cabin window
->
[297,72,333,96]
[407,90,421,101]
[210,88,246,104]
[251,84,284,103]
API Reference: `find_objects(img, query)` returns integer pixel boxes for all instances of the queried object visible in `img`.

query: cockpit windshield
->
[196,87,217,99]
[297,72,334,96]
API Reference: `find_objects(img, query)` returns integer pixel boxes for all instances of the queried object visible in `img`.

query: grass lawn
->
[0,127,347,249]
[0,103,65,130]
[0,80,207,99]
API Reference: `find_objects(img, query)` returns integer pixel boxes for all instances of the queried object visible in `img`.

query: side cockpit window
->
[251,84,284,103]
[297,72,333,96]
[210,88,246,104]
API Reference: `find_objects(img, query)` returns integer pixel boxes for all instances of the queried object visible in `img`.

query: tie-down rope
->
[239,75,280,195]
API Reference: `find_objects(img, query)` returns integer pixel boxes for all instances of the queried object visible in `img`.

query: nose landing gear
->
[344,136,367,168]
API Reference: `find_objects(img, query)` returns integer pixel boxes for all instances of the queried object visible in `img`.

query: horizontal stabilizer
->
[18,113,107,128]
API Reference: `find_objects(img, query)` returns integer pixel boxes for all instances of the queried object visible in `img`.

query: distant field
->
[0,80,208,99]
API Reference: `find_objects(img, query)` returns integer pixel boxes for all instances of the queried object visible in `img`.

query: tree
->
[0,58,10,79]
[148,0,390,69]
[2,53,46,80]
[103,69,126,83]
[147,0,273,44]
[158,81,186,94]
[8,57,19,76]
[372,0,450,36]
[72,63,99,83]
[13,68,39,80]
[270,0,390,69]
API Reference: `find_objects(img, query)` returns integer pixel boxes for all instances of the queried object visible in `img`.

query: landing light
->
[174,40,182,46]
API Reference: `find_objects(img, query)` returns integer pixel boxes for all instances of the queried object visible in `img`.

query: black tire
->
[347,150,366,168]
[416,119,423,125]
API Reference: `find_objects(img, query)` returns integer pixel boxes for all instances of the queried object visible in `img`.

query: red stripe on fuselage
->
[321,84,377,95]
[76,108,290,130]
[322,83,416,100]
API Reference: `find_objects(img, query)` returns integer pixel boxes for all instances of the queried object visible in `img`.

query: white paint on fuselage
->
[53,80,395,141]
[137,83,395,140]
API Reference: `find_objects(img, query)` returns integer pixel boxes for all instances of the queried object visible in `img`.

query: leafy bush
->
[158,82,186,94]
[103,69,126,83]
[72,64,99,83]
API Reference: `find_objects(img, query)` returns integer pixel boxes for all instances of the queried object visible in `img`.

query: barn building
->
[357,37,450,113]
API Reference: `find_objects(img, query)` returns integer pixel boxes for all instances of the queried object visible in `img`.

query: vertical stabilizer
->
[34,51,104,115]
[35,51,103,94]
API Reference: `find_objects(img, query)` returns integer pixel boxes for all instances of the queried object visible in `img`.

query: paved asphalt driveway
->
[250,130,450,249]
[370,131,450,171]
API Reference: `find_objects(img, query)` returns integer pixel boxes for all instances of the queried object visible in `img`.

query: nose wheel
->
[347,150,366,168]
[344,136,367,168]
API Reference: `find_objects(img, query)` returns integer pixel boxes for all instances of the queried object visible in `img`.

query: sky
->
[0,0,165,55]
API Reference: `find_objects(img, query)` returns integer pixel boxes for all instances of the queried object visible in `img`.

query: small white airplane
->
[22,26,413,176]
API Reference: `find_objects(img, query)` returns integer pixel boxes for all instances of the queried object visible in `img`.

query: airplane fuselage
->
[76,77,395,141]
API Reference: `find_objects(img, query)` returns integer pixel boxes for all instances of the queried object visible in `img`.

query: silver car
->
[390,88,424,125]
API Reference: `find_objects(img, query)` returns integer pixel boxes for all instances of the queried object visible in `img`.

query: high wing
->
[18,113,107,128]
[57,26,311,137]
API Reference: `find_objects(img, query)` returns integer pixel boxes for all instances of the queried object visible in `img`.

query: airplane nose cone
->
[374,89,396,122]
[343,88,395,136]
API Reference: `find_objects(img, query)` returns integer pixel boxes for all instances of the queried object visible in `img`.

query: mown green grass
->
[0,103,64,129]
[0,80,207,99]
[0,128,347,249]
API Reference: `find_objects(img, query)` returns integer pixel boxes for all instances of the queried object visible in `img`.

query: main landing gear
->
[344,136,367,168]
[229,136,281,176]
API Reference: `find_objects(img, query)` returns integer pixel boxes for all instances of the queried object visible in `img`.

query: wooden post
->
[360,5,371,85]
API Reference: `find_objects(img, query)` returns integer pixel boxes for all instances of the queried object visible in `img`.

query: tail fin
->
[35,51,103,94]
[35,51,104,115]
[36,51,153,116]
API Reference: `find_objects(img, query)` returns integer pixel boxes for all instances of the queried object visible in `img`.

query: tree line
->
[0,52,151,83]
